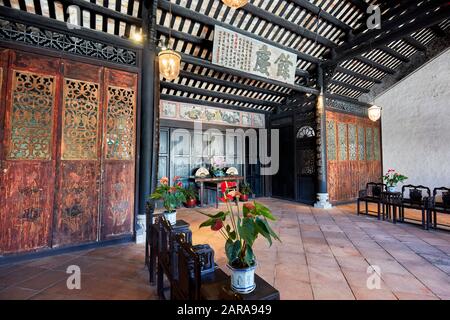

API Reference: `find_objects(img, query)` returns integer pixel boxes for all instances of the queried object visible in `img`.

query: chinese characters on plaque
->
[212,25,297,84]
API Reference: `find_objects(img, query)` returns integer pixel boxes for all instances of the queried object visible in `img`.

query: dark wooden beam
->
[178,70,290,99]
[329,79,370,94]
[157,0,321,64]
[403,36,427,51]
[179,52,319,95]
[0,5,142,49]
[58,0,142,25]
[335,66,382,84]
[289,0,352,32]
[326,92,371,107]
[326,4,450,66]
[160,94,272,114]
[241,3,337,48]
[356,56,396,74]
[380,45,410,63]
[430,25,447,37]
[161,81,282,109]
[347,0,369,12]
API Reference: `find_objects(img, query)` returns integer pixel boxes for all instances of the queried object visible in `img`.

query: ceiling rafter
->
[161,81,282,109]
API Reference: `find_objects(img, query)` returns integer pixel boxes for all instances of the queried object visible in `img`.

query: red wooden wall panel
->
[326,111,382,203]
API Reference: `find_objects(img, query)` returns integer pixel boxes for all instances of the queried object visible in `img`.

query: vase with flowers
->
[150,176,186,225]
[210,156,225,177]
[382,169,408,192]
[199,182,280,294]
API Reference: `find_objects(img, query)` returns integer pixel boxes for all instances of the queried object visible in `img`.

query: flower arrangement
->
[199,182,280,269]
[382,169,408,188]
[150,176,186,213]
[210,156,225,177]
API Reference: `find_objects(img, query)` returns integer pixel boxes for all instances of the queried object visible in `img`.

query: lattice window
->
[374,127,380,161]
[106,86,135,160]
[62,79,100,160]
[296,126,315,139]
[348,124,357,161]
[358,126,365,161]
[366,127,373,161]
[326,120,336,161]
[8,70,55,160]
[338,123,347,161]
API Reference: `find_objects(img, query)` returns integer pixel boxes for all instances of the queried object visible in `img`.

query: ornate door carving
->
[0,51,60,254]
[52,61,103,247]
[101,69,137,239]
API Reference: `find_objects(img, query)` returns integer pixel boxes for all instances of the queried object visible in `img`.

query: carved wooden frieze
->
[8,70,55,160]
[62,79,99,160]
[105,86,135,160]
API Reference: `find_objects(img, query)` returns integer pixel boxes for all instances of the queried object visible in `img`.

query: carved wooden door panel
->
[100,68,137,239]
[52,61,103,247]
[0,51,60,254]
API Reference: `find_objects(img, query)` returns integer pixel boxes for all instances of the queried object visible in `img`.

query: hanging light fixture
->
[158,2,181,81]
[368,105,382,122]
[222,0,248,9]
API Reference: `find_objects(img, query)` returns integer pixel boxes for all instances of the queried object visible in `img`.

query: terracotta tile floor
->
[1,198,450,300]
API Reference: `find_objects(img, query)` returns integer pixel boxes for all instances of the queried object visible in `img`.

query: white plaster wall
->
[374,48,450,190]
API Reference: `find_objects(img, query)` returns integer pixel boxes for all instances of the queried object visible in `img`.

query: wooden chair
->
[172,234,202,300]
[381,191,402,223]
[429,187,450,229]
[401,185,431,229]
[357,182,386,219]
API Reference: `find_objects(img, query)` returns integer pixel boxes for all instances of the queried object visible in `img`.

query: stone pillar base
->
[135,214,146,244]
[314,193,332,209]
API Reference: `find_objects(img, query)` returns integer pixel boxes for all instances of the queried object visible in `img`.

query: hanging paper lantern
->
[158,49,181,81]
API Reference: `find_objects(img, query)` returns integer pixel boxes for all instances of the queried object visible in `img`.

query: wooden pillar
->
[137,0,158,243]
[314,67,332,209]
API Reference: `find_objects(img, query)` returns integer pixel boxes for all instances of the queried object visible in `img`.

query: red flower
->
[160,177,169,185]
[177,181,183,187]
[211,219,223,231]
[169,186,176,193]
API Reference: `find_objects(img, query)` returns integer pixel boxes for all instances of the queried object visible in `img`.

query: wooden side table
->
[381,191,402,223]
[200,273,280,300]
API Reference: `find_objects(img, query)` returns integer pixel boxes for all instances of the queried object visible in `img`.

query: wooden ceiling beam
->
[157,0,321,64]
[379,45,410,63]
[161,81,282,109]
[335,66,382,84]
[289,0,352,33]
[241,3,337,48]
[403,35,427,51]
[178,70,290,99]
[329,79,370,93]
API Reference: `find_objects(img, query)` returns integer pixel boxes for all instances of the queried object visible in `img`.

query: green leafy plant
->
[150,176,186,212]
[240,182,252,195]
[382,169,408,187]
[182,185,198,200]
[199,182,280,269]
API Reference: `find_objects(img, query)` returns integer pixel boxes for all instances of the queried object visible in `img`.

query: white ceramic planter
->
[227,263,257,294]
[387,186,396,192]
[164,210,177,225]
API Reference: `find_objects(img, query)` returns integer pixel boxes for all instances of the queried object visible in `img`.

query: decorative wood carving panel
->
[62,79,100,160]
[8,71,55,160]
[105,86,135,160]
[326,111,382,203]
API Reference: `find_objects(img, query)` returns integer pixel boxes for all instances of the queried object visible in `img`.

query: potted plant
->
[182,185,198,208]
[199,182,280,294]
[150,176,186,225]
[240,182,252,202]
[382,169,408,192]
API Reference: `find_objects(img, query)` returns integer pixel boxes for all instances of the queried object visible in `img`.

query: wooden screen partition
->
[0,51,60,253]
[100,69,137,240]
[326,111,382,203]
[0,49,137,255]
